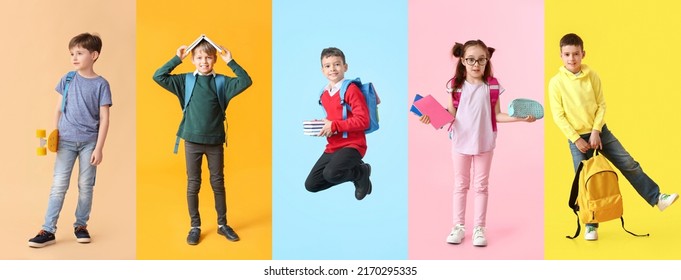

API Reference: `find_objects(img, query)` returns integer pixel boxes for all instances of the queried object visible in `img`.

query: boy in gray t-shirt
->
[28,33,113,248]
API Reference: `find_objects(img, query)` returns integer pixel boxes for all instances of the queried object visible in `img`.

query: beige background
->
[0,0,136,259]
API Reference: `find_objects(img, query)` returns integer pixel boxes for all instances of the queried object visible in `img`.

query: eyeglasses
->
[463,57,489,66]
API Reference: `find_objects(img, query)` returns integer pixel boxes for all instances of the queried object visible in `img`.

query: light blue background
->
[272,0,408,259]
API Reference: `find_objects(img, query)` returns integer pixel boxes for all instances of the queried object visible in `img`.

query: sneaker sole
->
[218,231,240,242]
[28,240,56,248]
[659,194,679,212]
[473,242,487,247]
[76,237,91,243]
[446,238,463,244]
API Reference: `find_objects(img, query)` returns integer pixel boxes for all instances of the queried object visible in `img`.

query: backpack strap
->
[60,71,77,113]
[175,74,198,154]
[183,73,197,112]
[487,77,499,132]
[450,78,462,109]
[339,78,361,138]
[566,161,584,239]
[619,217,649,237]
[215,74,226,113]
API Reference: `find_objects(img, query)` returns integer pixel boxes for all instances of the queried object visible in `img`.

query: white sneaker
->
[584,225,598,241]
[446,224,465,244]
[472,226,487,247]
[657,193,678,212]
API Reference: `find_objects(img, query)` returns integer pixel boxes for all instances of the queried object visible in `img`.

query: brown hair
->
[560,33,584,50]
[320,47,346,65]
[69,33,102,54]
[192,40,217,58]
[450,40,495,91]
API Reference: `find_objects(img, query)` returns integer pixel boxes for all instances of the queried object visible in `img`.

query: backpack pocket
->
[584,194,623,223]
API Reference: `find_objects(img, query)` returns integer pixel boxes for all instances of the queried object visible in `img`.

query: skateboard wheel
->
[36,129,46,138]
[37,147,47,156]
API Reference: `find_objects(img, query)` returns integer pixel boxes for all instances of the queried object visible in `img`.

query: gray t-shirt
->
[55,72,113,142]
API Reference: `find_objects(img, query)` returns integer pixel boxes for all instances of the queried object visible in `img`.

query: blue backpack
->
[319,78,380,138]
[173,73,227,153]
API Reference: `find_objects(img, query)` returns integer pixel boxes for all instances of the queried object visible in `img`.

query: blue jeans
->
[569,124,660,211]
[42,140,97,233]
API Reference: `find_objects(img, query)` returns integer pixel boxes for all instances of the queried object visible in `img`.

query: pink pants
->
[452,150,494,227]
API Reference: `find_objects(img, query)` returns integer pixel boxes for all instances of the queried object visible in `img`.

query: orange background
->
[135,0,272,259]
[0,0,137,259]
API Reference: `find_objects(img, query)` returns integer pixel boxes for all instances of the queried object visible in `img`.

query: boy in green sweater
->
[153,39,252,245]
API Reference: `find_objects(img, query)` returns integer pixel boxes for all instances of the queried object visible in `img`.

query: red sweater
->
[320,83,369,157]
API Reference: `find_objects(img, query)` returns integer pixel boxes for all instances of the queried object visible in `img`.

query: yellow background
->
[136,0,272,259]
[0,0,137,259]
[545,0,681,259]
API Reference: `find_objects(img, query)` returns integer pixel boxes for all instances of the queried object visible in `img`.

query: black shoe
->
[28,230,56,248]
[74,225,91,243]
[187,227,201,245]
[218,225,240,242]
[354,163,372,200]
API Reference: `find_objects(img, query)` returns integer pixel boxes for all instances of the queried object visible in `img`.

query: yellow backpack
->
[566,149,648,239]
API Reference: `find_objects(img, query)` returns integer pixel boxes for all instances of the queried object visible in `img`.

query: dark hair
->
[450,39,495,91]
[560,33,584,50]
[320,47,346,65]
[69,33,102,54]
[192,40,217,58]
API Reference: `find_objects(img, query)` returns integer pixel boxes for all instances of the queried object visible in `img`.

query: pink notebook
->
[413,94,454,129]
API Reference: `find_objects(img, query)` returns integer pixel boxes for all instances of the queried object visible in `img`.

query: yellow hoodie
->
[548,64,606,142]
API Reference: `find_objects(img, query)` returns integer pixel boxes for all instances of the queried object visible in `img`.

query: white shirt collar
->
[325,80,344,96]
[192,70,216,77]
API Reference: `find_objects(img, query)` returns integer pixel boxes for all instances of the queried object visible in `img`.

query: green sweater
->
[153,56,253,145]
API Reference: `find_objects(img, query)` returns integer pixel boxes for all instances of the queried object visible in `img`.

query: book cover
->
[410,94,423,116]
[413,94,454,129]
[185,34,223,54]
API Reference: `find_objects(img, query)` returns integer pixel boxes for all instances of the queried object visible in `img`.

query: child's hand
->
[317,118,334,137]
[575,138,591,153]
[419,115,431,124]
[219,46,233,63]
[176,45,189,60]
[524,115,536,122]
[90,149,103,166]
[589,130,602,150]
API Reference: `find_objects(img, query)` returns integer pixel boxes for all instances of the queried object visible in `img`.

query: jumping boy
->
[548,33,678,241]
[28,33,112,248]
[152,39,252,245]
[304,47,373,201]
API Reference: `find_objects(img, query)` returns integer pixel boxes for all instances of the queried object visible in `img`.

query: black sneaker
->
[354,163,372,200]
[74,226,91,243]
[187,227,201,245]
[218,225,240,242]
[28,230,56,248]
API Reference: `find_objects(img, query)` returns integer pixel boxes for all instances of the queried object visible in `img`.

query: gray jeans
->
[185,141,227,227]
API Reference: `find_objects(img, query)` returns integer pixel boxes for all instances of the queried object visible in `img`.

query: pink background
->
[408,0,545,259]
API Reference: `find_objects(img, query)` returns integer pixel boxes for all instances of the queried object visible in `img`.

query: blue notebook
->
[410,94,424,116]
